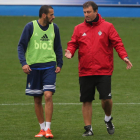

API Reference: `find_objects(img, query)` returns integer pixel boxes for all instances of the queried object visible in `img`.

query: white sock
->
[45,122,51,131]
[105,115,111,122]
[90,126,93,131]
[39,122,45,130]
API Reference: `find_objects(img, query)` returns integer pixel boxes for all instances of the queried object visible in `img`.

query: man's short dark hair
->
[83,1,98,11]
[39,5,53,18]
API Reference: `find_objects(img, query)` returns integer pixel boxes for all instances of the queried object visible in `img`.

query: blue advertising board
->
[0,0,140,17]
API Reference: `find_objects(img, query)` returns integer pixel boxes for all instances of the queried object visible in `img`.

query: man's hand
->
[123,57,133,69]
[55,67,61,73]
[65,49,72,59]
[22,65,32,74]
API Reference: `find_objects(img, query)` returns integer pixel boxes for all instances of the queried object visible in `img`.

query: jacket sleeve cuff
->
[57,63,63,68]
[21,61,27,67]
[125,56,129,59]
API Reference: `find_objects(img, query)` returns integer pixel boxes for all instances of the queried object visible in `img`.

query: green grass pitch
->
[0,16,140,140]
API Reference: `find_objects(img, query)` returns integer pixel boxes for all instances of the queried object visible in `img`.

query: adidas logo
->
[40,34,49,41]
[108,93,111,96]
[82,33,87,36]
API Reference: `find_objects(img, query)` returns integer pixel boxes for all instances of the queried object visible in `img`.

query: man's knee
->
[101,99,112,107]
[44,91,53,101]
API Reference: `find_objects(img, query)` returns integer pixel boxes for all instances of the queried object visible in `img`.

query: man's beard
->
[44,16,52,24]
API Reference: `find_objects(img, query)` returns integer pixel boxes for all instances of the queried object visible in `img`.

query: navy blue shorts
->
[25,67,56,96]
[79,75,112,102]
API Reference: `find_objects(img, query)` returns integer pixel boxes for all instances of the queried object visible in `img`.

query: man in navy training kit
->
[18,5,63,138]
[65,1,132,137]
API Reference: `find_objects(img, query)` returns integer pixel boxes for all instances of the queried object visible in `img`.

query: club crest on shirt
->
[98,31,102,36]
[28,83,31,88]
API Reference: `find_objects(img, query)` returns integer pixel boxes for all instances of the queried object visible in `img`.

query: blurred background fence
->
[0,0,140,17]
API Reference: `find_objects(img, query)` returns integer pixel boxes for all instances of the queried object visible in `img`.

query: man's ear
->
[42,13,47,18]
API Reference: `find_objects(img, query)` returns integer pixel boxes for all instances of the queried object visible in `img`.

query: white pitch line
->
[0,103,140,106]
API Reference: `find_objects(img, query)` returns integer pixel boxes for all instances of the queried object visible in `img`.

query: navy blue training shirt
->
[17,20,63,68]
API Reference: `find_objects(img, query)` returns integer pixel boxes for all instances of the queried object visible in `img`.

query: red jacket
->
[67,14,128,77]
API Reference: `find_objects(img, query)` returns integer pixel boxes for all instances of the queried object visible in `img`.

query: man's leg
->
[101,99,114,135]
[34,96,44,123]
[82,102,92,126]
[79,76,94,136]
[101,99,112,116]
[44,91,53,124]
[34,96,46,137]
[82,101,93,136]
[44,91,53,139]
[97,76,114,134]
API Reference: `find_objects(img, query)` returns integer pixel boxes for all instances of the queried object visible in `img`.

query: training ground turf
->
[0,16,140,140]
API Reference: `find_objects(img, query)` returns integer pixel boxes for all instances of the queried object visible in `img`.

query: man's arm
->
[109,24,132,69]
[17,22,33,73]
[65,26,79,58]
[53,23,63,73]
